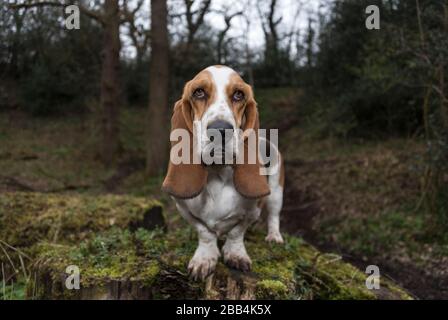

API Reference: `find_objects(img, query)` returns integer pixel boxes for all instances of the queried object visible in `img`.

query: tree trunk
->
[11,9,26,78]
[217,30,226,64]
[305,18,315,68]
[100,0,122,166]
[146,0,170,177]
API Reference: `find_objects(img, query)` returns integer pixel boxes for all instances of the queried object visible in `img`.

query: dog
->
[162,65,284,280]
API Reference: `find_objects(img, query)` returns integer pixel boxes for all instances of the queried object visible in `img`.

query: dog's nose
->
[207,120,233,142]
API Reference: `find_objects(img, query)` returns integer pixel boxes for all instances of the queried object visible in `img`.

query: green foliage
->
[123,59,150,106]
[253,48,297,88]
[6,7,102,115]
[305,0,443,138]
[0,280,26,300]
[404,0,448,229]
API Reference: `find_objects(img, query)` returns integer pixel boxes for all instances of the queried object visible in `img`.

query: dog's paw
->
[222,244,252,272]
[188,246,219,281]
[265,232,284,244]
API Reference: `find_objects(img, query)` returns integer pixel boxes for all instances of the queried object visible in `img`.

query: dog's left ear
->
[162,99,208,199]
[233,90,270,199]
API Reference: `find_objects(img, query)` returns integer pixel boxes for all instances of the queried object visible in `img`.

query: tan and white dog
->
[162,65,284,280]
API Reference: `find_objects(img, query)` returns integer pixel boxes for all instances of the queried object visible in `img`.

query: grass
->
[319,209,426,257]
[0,240,29,300]
[0,280,26,300]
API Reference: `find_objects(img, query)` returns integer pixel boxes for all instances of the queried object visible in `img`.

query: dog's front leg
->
[176,203,220,280]
[189,226,220,280]
[222,209,260,272]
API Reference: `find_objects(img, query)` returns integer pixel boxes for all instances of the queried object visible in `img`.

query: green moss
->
[0,192,162,263]
[256,280,289,299]
[248,231,383,300]
[139,260,161,285]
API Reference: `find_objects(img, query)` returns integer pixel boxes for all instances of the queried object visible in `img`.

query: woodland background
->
[0,0,447,299]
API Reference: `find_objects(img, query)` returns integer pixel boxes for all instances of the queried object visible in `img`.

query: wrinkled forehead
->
[188,66,247,94]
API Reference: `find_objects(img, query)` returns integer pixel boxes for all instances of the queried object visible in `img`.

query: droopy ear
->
[234,96,270,199]
[162,99,207,199]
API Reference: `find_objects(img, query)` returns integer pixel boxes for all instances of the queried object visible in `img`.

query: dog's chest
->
[182,167,255,234]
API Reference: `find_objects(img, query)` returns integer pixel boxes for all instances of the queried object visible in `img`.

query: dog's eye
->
[232,90,245,102]
[193,88,206,99]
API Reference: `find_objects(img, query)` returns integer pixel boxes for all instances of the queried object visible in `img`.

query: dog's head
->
[162,66,270,199]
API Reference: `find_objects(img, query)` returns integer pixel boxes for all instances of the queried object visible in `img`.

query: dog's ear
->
[233,93,270,199]
[162,99,207,199]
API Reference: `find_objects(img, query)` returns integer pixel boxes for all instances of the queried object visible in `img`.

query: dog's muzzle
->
[204,120,234,163]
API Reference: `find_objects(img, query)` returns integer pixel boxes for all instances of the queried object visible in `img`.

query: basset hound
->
[162,65,284,280]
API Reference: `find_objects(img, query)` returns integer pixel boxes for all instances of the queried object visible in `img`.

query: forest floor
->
[0,88,447,299]
[282,137,448,299]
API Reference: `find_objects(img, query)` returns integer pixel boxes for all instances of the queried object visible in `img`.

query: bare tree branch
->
[184,0,212,45]
[216,7,243,64]
[121,0,150,62]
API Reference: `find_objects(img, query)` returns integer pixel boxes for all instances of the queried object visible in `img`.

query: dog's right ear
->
[233,88,270,199]
[162,99,208,199]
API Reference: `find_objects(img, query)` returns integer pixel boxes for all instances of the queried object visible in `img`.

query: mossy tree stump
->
[27,229,411,300]
[0,192,411,300]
